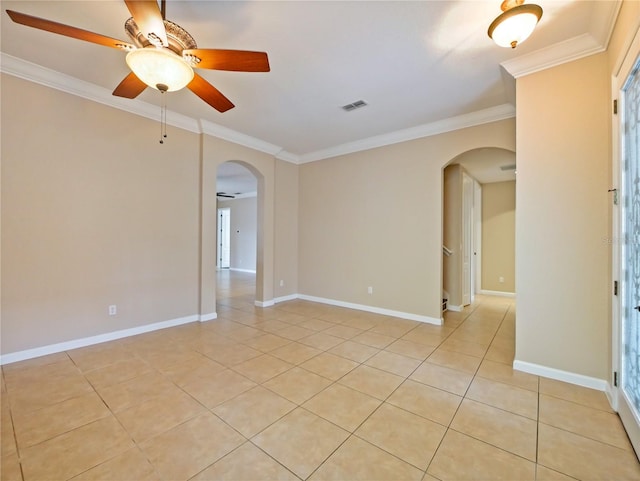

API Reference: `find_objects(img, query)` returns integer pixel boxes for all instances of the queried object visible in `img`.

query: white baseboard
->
[297,294,442,325]
[479,289,516,298]
[513,359,608,392]
[606,382,617,411]
[199,312,217,322]
[447,305,464,312]
[0,314,199,366]
[255,299,275,308]
[230,268,257,274]
[274,294,298,304]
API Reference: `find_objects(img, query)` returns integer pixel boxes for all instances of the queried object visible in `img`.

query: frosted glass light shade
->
[488,4,543,49]
[126,47,194,92]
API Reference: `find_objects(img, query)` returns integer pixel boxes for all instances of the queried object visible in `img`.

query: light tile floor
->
[2,270,640,480]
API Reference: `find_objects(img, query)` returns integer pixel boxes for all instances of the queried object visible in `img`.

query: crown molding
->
[199,118,282,156]
[501,33,604,78]
[297,103,516,164]
[0,53,201,133]
[274,150,300,164]
[590,0,622,50]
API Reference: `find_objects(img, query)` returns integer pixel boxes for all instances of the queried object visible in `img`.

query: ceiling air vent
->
[341,100,368,112]
[500,164,517,171]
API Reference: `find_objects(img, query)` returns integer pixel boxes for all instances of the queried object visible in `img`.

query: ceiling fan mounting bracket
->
[124,17,197,55]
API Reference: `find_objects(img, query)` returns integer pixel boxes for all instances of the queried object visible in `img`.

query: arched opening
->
[198,141,275,322]
[215,161,259,309]
[441,147,516,312]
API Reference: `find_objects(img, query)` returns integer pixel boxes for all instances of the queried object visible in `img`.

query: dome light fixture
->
[488,0,543,49]
[125,47,194,92]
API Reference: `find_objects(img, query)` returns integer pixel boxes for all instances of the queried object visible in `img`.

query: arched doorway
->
[442,147,516,311]
[198,138,276,322]
[215,161,258,307]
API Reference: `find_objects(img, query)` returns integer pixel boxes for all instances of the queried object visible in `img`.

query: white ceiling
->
[0,0,619,190]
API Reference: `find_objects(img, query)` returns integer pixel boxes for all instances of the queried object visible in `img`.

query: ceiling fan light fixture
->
[488,0,542,49]
[125,47,194,92]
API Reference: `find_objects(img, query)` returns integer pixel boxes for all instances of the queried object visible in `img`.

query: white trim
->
[606,382,617,411]
[274,294,298,304]
[0,315,198,366]
[255,299,275,308]
[229,268,257,274]
[199,119,282,156]
[612,16,640,78]
[199,312,217,322]
[447,305,464,312]
[297,294,442,325]
[297,104,516,164]
[513,360,608,392]
[275,150,300,163]
[590,0,623,51]
[502,33,604,79]
[478,289,516,298]
[610,19,640,455]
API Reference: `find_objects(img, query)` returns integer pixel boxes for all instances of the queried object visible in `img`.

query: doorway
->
[613,29,640,457]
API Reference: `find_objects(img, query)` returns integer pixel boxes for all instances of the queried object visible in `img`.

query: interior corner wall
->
[443,164,462,307]
[482,181,515,293]
[1,74,200,355]
[217,197,258,272]
[515,53,610,380]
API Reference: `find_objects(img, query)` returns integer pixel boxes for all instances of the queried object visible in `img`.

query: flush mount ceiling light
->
[488,0,543,49]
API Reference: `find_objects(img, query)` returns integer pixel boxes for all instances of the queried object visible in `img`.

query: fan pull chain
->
[158,84,168,144]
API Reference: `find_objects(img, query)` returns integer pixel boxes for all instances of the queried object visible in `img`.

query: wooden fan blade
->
[183,49,270,72]
[6,10,135,50]
[124,0,168,47]
[112,72,147,98]
[188,73,234,113]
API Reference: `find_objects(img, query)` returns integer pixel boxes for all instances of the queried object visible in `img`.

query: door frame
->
[461,171,474,306]
[216,207,231,269]
[611,19,640,456]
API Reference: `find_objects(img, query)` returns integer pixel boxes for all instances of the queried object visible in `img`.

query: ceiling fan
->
[5,0,270,113]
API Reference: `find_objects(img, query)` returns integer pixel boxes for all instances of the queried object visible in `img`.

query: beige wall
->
[443,164,462,306]
[515,0,639,383]
[1,75,200,353]
[298,119,515,321]
[482,181,515,293]
[1,77,301,355]
[275,159,299,299]
[515,53,610,380]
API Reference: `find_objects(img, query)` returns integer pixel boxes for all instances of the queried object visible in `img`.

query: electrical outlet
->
[367,286,373,295]
[279,280,284,287]
[108,305,117,316]
[499,276,505,283]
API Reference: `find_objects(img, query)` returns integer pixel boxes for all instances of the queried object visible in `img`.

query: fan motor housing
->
[124,17,197,54]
